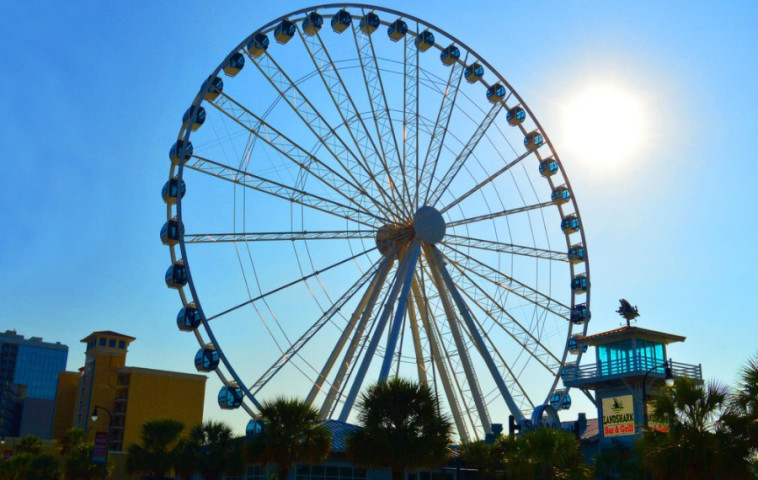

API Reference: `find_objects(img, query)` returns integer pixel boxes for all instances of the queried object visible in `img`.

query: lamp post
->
[642,359,675,430]
[91,405,112,480]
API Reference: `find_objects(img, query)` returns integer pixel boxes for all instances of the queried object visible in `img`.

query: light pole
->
[91,405,112,480]
[642,359,675,430]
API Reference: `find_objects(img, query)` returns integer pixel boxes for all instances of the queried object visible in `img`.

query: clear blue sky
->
[2,2,757,434]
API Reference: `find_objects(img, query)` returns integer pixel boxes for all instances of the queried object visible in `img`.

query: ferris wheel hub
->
[413,206,446,244]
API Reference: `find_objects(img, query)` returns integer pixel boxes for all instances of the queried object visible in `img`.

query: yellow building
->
[53,330,206,453]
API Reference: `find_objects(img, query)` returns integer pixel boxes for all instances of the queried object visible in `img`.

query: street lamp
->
[642,359,675,430]
[91,405,112,480]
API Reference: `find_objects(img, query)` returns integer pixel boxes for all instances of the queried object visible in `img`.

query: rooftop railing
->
[562,357,702,384]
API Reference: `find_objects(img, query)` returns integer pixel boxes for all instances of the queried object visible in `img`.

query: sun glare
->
[562,83,646,167]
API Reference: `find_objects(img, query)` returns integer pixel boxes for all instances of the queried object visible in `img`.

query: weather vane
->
[616,299,639,327]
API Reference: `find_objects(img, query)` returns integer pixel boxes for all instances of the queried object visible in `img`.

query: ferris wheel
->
[161,4,590,442]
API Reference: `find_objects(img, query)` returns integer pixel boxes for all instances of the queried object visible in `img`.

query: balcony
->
[562,357,702,388]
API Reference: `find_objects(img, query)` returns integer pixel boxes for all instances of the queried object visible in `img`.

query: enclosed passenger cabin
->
[360,12,380,34]
[524,130,544,151]
[165,260,188,289]
[415,30,435,52]
[550,389,572,410]
[177,303,201,331]
[539,158,558,177]
[440,44,460,66]
[162,178,186,205]
[568,334,588,355]
[331,9,352,33]
[571,275,589,294]
[202,76,224,101]
[160,218,182,246]
[247,33,269,58]
[302,11,323,35]
[169,140,193,165]
[218,385,243,409]
[568,244,586,264]
[551,185,571,205]
[387,18,408,41]
[464,63,484,83]
[571,303,591,324]
[246,419,265,437]
[506,106,526,126]
[274,20,296,44]
[486,84,506,103]
[194,346,220,372]
[182,105,206,132]
[561,214,581,234]
[223,52,245,76]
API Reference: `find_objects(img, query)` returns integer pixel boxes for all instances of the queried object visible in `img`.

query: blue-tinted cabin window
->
[331,10,352,32]
[387,19,408,41]
[440,45,460,65]
[415,30,435,51]
[302,12,324,36]
[360,12,380,34]
[464,63,484,82]
[561,216,580,233]
[169,140,193,164]
[507,107,526,125]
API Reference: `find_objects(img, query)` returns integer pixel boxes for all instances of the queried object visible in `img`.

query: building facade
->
[0,330,68,438]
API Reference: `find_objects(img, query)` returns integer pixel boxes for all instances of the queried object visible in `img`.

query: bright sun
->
[561,83,646,166]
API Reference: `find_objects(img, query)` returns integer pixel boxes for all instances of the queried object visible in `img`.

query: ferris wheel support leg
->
[306,254,395,407]
[429,245,526,423]
[338,244,421,422]
[378,242,421,381]
[424,245,493,434]
[405,296,427,387]
[411,278,471,443]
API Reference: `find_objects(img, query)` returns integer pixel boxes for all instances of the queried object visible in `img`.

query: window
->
[118,341,125,349]
[99,338,106,346]
[109,339,116,347]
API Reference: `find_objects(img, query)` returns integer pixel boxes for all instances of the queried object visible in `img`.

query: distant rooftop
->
[579,326,685,346]
[80,331,136,343]
[1,330,68,349]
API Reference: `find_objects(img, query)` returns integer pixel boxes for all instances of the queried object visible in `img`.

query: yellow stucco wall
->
[51,371,79,440]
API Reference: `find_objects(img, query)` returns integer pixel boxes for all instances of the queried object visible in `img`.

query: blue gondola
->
[571,303,591,324]
[177,303,201,331]
[567,335,588,355]
[440,44,460,66]
[160,218,183,246]
[464,63,484,83]
[568,244,586,264]
[550,390,572,410]
[302,12,324,36]
[415,30,434,52]
[162,178,186,205]
[182,105,205,132]
[551,185,570,205]
[274,20,296,44]
[360,12,380,34]
[246,419,265,437]
[169,140,193,165]
[218,385,243,409]
[202,76,224,101]
[165,260,188,289]
[561,214,580,234]
[524,130,544,151]
[387,19,408,41]
[223,52,245,77]
[194,347,220,372]
[539,158,558,177]
[486,84,506,103]
[506,106,526,126]
[571,275,588,294]
[247,33,269,58]
[331,9,352,33]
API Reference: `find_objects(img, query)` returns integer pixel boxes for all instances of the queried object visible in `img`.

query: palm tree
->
[183,421,244,480]
[500,427,591,480]
[458,440,501,480]
[638,377,752,480]
[126,418,185,480]
[15,435,43,456]
[59,427,87,456]
[246,397,332,480]
[345,378,453,480]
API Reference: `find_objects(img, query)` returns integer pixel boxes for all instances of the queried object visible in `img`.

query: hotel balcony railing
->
[562,357,702,385]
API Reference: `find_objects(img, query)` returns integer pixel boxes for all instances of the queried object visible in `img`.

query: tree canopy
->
[126,418,185,480]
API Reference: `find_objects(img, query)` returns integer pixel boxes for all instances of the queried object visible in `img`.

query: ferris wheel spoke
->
[296,28,406,219]
[210,94,393,220]
[338,242,420,421]
[244,50,398,220]
[440,148,535,214]
[417,56,465,210]
[427,244,526,422]
[184,230,375,244]
[424,103,503,207]
[248,252,392,397]
[403,26,420,211]
[186,154,383,228]
[350,17,411,218]
[423,244,493,431]
[446,199,555,228]
[441,244,572,320]
[206,246,375,322]
[443,235,569,262]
